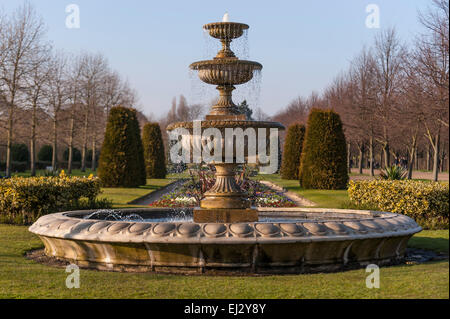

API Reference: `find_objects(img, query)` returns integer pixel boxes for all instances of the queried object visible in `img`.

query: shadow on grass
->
[408,236,449,254]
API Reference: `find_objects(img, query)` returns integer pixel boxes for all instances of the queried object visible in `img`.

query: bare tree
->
[45,52,68,172]
[65,54,84,174]
[25,46,51,175]
[398,53,427,179]
[415,0,449,180]
[78,52,108,172]
[373,28,406,168]
[0,3,47,176]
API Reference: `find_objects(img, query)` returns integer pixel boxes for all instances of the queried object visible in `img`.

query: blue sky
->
[0,0,432,118]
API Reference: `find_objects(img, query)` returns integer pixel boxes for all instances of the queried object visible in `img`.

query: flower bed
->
[149,179,297,208]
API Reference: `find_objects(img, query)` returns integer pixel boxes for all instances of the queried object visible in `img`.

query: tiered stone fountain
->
[167,19,283,223]
[28,18,421,274]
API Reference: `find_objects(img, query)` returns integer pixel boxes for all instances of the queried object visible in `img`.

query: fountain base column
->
[193,163,258,223]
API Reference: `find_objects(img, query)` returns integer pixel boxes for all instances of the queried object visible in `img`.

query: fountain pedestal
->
[193,163,258,223]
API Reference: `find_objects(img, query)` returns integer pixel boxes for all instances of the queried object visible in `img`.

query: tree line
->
[0,3,140,176]
[273,0,448,181]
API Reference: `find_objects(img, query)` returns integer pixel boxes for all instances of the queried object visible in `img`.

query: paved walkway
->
[350,169,449,181]
[259,180,316,207]
[130,179,187,205]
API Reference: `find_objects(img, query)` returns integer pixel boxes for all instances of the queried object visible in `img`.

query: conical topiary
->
[299,108,349,189]
[142,122,166,178]
[98,106,146,187]
[281,124,306,180]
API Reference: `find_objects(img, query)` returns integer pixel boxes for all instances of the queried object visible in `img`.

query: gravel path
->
[350,169,449,181]
[259,180,316,207]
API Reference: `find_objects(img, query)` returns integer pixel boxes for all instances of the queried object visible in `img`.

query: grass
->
[0,224,447,299]
[255,174,349,208]
[408,230,449,254]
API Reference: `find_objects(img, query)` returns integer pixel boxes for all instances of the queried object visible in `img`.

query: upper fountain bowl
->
[203,22,249,40]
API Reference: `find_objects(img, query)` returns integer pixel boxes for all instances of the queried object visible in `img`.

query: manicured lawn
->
[408,230,449,254]
[0,224,447,298]
[255,174,349,208]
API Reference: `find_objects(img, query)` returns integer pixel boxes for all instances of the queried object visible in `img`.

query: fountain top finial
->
[222,12,229,22]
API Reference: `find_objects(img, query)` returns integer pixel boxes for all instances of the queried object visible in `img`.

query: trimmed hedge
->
[281,124,305,180]
[348,180,449,229]
[0,172,108,225]
[38,144,53,162]
[12,143,29,162]
[142,123,166,178]
[299,108,348,189]
[97,106,146,187]
[0,161,28,173]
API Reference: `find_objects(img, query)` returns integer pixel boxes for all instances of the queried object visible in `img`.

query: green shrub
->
[0,172,108,225]
[97,106,146,187]
[38,145,53,162]
[11,143,29,162]
[281,124,305,180]
[142,123,166,178]
[299,108,349,189]
[380,165,407,180]
[348,180,449,229]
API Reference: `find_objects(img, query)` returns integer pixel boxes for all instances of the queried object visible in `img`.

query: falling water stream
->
[189,27,261,114]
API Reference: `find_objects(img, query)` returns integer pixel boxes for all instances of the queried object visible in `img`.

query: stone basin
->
[203,22,249,40]
[190,59,262,85]
[28,207,421,274]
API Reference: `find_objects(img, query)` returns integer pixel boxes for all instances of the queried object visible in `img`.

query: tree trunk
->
[347,142,351,173]
[383,143,390,168]
[379,149,383,169]
[6,106,14,177]
[91,137,96,171]
[369,136,374,176]
[414,148,418,171]
[407,147,415,180]
[407,136,417,179]
[358,145,364,174]
[426,146,431,171]
[432,133,440,181]
[68,115,75,175]
[52,117,58,173]
[30,103,37,176]
[81,109,89,172]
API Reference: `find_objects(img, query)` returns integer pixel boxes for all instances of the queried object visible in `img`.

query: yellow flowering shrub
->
[0,174,103,225]
[348,180,449,229]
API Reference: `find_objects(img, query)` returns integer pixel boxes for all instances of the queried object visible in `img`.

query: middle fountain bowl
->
[190,59,262,86]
